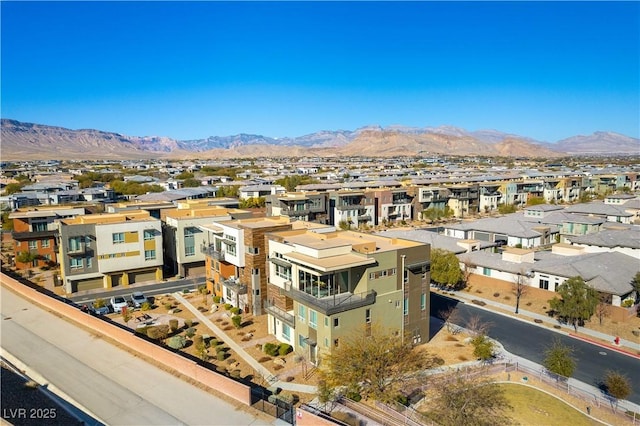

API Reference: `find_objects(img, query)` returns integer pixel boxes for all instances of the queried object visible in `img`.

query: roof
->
[375,229,496,254]
[564,202,632,217]
[567,227,640,249]
[446,214,557,238]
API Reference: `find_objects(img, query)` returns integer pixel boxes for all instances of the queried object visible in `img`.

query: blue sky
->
[2,1,638,142]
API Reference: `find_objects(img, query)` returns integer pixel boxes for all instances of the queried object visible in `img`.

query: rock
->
[274,358,286,367]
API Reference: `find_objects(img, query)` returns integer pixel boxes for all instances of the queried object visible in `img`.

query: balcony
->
[12,230,57,241]
[201,244,225,261]
[336,204,367,212]
[264,300,295,327]
[392,198,411,205]
[222,277,247,295]
[283,281,376,316]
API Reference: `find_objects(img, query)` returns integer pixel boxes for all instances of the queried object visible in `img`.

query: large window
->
[41,239,50,248]
[69,237,83,252]
[144,230,154,240]
[309,310,317,329]
[184,228,196,256]
[32,221,47,232]
[282,324,291,340]
[28,240,37,250]
[70,257,83,270]
[539,279,549,290]
[145,250,156,261]
[112,232,124,244]
[298,305,306,323]
[275,264,292,280]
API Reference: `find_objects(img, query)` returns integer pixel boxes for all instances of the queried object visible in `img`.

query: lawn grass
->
[498,383,601,426]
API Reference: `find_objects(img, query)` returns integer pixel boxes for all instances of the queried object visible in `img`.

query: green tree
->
[4,182,26,195]
[498,203,517,214]
[175,171,194,180]
[109,180,164,196]
[239,197,266,208]
[543,338,576,377]
[424,370,513,426]
[317,324,436,404]
[631,271,640,295]
[548,276,598,331]
[182,178,201,187]
[16,250,38,265]
[526,196,546,206]
[430,249,463,290]
[275,175,318,192]
[603,370,632,406]
[471,335,495,361]
[2,212,14,231]
[216,185,240,197]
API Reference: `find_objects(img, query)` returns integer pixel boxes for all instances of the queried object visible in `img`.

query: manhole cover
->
[599,351,607,356]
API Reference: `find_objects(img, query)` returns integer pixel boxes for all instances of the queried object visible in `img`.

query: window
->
[226,243,237,256]
[404,298,409,316]
[112,232,124,244]
[298,334,307,348]
[282,324,291,340]
[421,293,427,311]
[145,250,156,260]
[333,317,339,328]
[539,279,549,290]
[369,272,375,280]
[333,338,339,348]
[28,240,37,250]
[86,256,92,268]
[70,257,83,270]
[32,221,47,232]
[41,239,50,248]
[298,305,306,323]
[324,317,329,327]
[309,310,317,329]
[483,267,491,276]
[144,230,154,240]
[184,229,195,257]
[44,254,51,261]
[69,236,83,252]
[246,246,259,255]
[365,309,371,323]
[324,337,329,348]
[252,268,260,276]
[275,264,291,280]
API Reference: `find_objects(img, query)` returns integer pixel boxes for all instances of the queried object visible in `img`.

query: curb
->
[568,333,640,359]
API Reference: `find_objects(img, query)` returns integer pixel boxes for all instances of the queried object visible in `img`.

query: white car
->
[110,296,128,313]
[130,291,148,308]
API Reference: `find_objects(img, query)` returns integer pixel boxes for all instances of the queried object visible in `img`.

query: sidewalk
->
[172,292,317,395]
[445,288,640,356]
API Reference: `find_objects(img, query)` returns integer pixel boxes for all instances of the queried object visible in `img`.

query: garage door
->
[184,264,206,277]
[75,277,103,292]
[111,274,122,288]
[129,270,157,284]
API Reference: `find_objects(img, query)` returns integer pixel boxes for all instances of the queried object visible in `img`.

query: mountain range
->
[1,119,638,161]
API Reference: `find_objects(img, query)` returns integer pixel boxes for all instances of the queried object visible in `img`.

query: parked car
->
[90,298,110,315]
[110,296,128,314]
[130,291,148,308]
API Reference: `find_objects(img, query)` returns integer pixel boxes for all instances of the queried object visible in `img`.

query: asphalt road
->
[1,285,271,426]
[431,293,640,405]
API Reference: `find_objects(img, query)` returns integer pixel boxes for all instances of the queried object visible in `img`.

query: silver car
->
[130,291,148,308]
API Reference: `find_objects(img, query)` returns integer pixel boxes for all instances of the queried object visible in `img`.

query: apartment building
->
[265,191,329,223]
[161,203,253,278]
[57,211,163,293]
[372,188,414,225]
[9,207,86,270]
[265,229,430,365]
[199,216,324,316]
[328,190,376,229]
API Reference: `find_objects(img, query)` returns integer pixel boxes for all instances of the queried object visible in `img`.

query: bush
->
[217,351,226,361]
[163,302,173,311]
[278,343,292,356]
[167,335,187,349]
[471,299,486,306]
[622,299,634,308]
[193,335,204,347]
[493,293,500,297]
[169,319,179,332]
[264,342,279,357]
[209,338,218,347]
[224,303,232,310]
[230,306,241,315]
[140,301,152,311]
[212,295,221,303]
[185,327,196,338]
[94,298,107,308]
[232,315,242,329]
[184,318,194,328]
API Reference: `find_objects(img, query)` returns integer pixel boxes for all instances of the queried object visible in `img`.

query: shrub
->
[345,390,362,402]
[258,356,271,363]
[167,335,187,349]
[217,351,226,361]
[622,299,634,308]
[184,319,193,328]
[169,319,179,332]
[232,315,242,329]
[163,302,173,311]
[471,299,486,306]
[140,301,152,311]
[193,335,204,346]
[263,342,279,357]
[230,306,240,315]
[185,327,196,338]
[182,288,190,294]
[209,338,218,347]
[94,298,107,308]
[224,303,232,310]
[212,295,221,303]
[278,343,292,356]
[493,292,500,297]
[230,370,241,379]
[432,357,445,366]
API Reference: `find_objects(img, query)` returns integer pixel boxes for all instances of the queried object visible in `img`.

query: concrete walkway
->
[172,292,317,394]
[446,288,640,356]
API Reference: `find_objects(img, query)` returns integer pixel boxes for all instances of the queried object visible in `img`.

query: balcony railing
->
[201,244,225,261]
[264,300,295,327]
[222,277,247,295]
[283,281,376,316]
[12,230,57,241]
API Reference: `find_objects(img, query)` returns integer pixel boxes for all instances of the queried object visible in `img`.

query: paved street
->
[431,293,640,405]
[1,285,273,426]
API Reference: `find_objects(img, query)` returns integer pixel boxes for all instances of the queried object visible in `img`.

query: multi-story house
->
[446,184,478,218]
[199,216,319,315]
[410,185,450,219]
[265,191,329,224]
[372,188,414,225]
[161,204,253,278]
[265,229,430,365]
[328,190,376,229]
[9,207,86,270]
[543,176,582,204]
[478,182,502,214]
[57,211,163,293]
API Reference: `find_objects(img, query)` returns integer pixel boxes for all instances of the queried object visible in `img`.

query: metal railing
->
[200,244,225,261]
[263,300,295,327]
[283,281,376,316]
